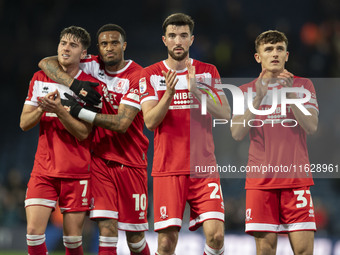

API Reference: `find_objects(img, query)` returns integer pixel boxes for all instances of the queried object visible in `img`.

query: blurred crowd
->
[1,0,340,250]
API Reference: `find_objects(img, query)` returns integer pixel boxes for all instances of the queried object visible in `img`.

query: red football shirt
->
[80,55,149,168]
[139,59,225,176]
[25,70,100,179]
[238,77,319,189]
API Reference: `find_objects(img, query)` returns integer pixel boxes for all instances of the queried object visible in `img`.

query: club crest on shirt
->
[139,77,147,94]
[115,79,128,93]
[246,208,253,221]
[160,206,168,219]
[196,74,206,83]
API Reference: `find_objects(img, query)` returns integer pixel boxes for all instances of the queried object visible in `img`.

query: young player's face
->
[57,34,86,67]
[255,42,289,73]
[162,25,194,61]
[97,31,126,67]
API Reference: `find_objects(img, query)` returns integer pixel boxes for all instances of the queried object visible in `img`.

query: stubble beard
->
[104,59,121,67]
[168,49,189,61]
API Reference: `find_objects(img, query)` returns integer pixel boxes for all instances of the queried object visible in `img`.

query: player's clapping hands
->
[255,69,270,100]
[162,69,179,97]
[278,69,294,88]
[278,69,296,98]
[39,90,63,114]
[185,59,197,93]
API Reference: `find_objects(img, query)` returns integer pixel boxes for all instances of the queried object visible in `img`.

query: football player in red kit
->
[20,26,102,255]
[231,30,318,255]
[139,13,231,255]
[39,24,150,255]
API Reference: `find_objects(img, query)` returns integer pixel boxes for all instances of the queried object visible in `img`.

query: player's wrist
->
[70,79,80,90]
[190,87,201,98]
[253,96,264,108]
[37,106,45,113]
[78,108,97,124]
[286,92,297,99]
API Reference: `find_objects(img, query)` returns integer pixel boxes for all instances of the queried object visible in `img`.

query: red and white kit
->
[80,55,149,231]
[140,59,225,231]
[238,77,319,233]
[24,70,97,212]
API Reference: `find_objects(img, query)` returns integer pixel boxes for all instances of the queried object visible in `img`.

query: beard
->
[103,59,121,66]
[168,48,189,61]
[100,53,121,67]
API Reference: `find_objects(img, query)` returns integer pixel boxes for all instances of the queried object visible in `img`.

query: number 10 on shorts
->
[133,194,147,211]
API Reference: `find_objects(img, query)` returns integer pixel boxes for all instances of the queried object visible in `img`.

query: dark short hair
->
[60,26,91,49]
[162,13,194,35]
[255,30,288,52]
[96,24,126,43]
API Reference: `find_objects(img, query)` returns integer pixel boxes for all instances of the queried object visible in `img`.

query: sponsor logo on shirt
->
[309,209,315,217]
[159,79,166,86]
[127,93,140,101]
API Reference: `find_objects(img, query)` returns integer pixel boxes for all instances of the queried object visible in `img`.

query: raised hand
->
[70,79,101,105]
[277,69,294,87]
[161,70,179,97]
[255,69,270,100]
[185,59,197,92]
[277,69,295,98]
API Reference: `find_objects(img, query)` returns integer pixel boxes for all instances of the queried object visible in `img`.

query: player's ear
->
[162,35,167,47]
[123,41,127,51]
[254,53,261,63]
[285,51,289,62]
[81,49,87,59]
[190,35,194,46]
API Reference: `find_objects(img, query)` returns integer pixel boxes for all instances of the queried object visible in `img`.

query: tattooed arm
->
[39,56,101,105]
[39,56,73,86]
[93,104,139,133]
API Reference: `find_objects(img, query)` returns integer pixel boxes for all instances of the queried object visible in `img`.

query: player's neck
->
[165,57,189,71]
[105,60,126,72]
[263,68,284,78]
[61,64,80,78]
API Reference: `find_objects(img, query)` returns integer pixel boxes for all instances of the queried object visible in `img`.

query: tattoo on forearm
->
[94,105,138,131]
[43,59,73,87]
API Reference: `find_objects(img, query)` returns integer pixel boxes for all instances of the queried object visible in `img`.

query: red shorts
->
[245,186,316,234]
[153,175,225,231]
[89,155,148,232]
[25,175,91,213]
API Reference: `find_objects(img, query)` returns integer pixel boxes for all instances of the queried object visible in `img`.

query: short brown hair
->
[162,13,194,35]
[255,30,288,52]
[60,26,91,50]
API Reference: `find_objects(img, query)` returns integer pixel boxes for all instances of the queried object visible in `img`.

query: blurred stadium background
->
[1,0,340,254]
